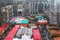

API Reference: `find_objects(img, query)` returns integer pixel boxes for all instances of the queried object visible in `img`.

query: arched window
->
[38,3,44,13]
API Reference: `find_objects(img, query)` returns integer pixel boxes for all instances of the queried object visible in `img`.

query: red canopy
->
[38,19,47,25]
[0,23,9,32]
[33,29,41,40]
[4,25,20,40]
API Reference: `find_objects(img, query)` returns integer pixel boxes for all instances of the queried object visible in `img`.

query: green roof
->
[38,16,47,21]
[38,16,44,20]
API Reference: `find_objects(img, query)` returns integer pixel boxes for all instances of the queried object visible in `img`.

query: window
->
[38,3,44,13]
[36,11,37,14]
[18,1,22,4]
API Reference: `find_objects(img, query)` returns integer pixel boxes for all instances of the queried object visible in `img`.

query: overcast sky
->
[48,0,60,4]
[56,0,60,3]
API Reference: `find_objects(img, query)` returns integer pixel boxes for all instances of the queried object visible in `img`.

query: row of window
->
[31,11,37,14]
[30,3,48,14]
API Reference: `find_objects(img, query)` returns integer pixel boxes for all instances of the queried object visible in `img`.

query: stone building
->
[1,5,14,22]
[26,0,48,16]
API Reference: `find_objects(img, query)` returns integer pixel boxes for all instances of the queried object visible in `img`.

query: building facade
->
[26,0,48,16]
[1,5,14,22]
[49,0,58,24]
[5,0,13,5]
[57,4,60,22]
[13,0,27,16]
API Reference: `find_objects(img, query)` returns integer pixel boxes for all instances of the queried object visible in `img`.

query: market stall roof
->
[15,17,29,24]
[38,16,44,20]
[9,17,29,24]
[38,16,47,24]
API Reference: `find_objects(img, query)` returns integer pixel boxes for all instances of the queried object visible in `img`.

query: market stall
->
[38,16,47,25]
[0,23,9,36]
[9,17,29,27]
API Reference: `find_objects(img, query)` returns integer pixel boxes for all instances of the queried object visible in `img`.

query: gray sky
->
[56,0,60,3]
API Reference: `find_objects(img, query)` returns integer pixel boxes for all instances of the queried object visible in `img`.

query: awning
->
[15,17,29,24]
